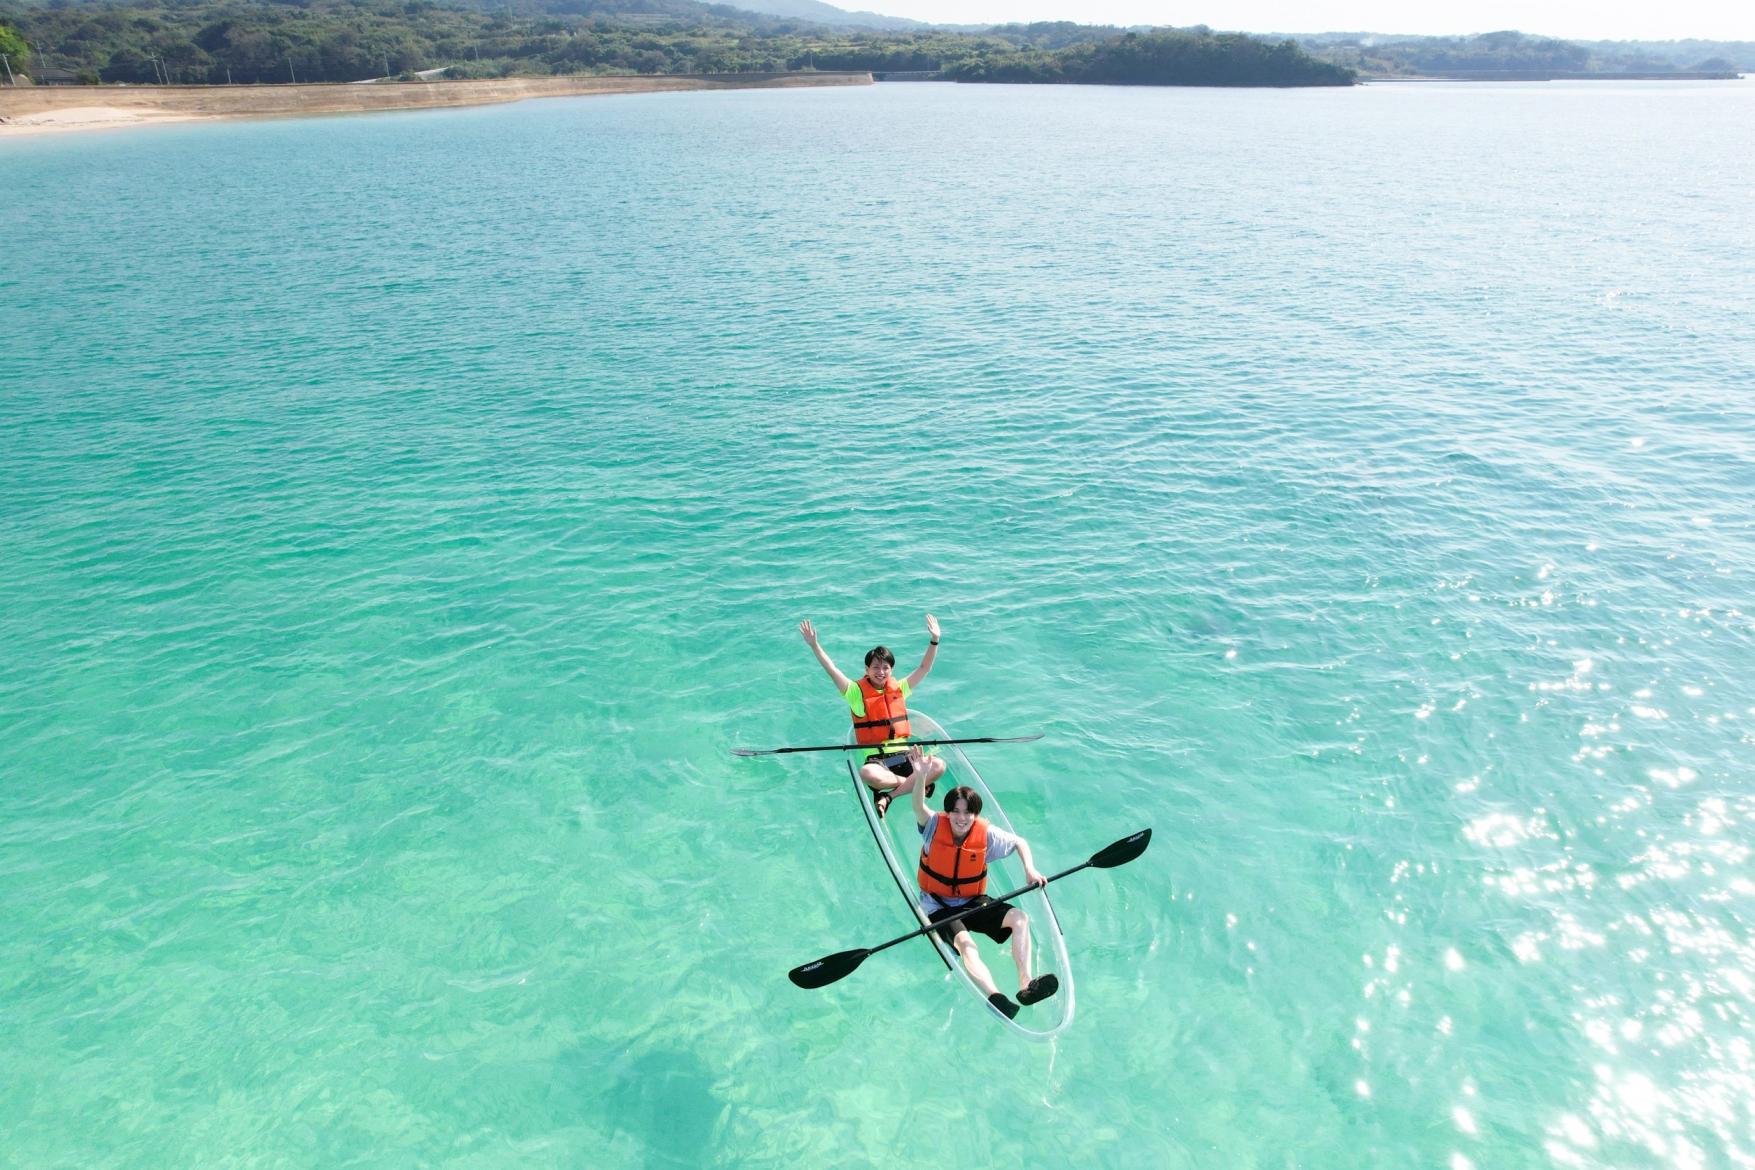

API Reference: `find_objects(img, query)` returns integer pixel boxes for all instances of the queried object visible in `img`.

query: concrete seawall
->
[0,72,873,124]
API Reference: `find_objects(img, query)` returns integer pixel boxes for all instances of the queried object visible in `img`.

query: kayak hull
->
[849,711,1075,1039]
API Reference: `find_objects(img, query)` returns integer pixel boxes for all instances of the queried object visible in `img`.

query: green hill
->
[1297,29,1750,76]
[0,0,1354,87]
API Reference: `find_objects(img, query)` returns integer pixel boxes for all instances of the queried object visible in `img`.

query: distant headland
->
[1292,28,1748,80]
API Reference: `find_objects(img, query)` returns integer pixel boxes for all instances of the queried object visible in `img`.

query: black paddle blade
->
[1090,828,1152,869]
[788,947,871,989]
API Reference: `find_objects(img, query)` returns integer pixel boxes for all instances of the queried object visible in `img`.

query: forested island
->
[0,0,1352,88]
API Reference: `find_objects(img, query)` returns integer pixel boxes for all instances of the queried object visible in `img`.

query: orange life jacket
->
[917,816,988,900]
[851,677,911,746]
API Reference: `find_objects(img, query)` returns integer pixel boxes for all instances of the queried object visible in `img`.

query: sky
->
[853,1,1755,41]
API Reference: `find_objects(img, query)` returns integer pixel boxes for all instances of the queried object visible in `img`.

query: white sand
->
[0,75,870,140]
[0,106,203,137]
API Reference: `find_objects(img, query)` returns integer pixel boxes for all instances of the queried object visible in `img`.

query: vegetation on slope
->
[1297,29,1750,76]
[0,1,1353,87]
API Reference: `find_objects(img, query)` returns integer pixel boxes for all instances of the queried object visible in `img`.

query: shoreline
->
[0,106,209,137]
[0,72,872,139]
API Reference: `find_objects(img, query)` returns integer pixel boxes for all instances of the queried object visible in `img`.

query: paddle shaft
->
[734,734,1041,758]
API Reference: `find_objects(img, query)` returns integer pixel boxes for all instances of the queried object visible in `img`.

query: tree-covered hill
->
[956,28,1353,86]
[1297,29,1751,76]
[983,21,1132,51]
[0,1,1354,87]
[708,0,925,32]
[1571,37,1754,72]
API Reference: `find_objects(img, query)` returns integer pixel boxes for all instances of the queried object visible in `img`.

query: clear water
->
[4,80,1754,1168]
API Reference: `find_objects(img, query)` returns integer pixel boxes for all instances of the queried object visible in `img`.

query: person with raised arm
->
[909,747,1059,1019]
[799,614,947,817]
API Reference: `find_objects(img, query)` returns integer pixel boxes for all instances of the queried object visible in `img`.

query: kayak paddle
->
[787,828,1152,989]
[733,734,1042,758]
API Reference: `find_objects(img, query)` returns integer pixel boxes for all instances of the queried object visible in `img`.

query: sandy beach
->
[0,105,206,136]
[0,72,871,139]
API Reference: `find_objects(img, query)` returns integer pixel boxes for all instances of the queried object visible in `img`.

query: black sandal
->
[872,790,893,819]
[988,992,1020,1019]
[1017,974,1060,1006]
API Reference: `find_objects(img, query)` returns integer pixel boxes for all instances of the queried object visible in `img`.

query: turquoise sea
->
[4,79,1755,1168]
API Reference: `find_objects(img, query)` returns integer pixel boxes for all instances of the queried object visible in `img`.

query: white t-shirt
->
[917,814,1020,913]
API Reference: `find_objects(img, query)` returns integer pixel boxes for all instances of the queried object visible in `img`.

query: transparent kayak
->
[849,710,1075,1039]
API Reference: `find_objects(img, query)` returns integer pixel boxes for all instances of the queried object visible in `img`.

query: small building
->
[35,67,82,86]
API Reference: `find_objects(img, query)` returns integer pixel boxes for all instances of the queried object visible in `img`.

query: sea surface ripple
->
[3,81,1755,1168]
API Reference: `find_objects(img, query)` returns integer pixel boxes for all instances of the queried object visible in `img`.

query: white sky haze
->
[854,2,1755,41]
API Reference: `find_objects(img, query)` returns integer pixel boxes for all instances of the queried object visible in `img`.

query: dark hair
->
[863,646,896,668]
[942,786,982,815]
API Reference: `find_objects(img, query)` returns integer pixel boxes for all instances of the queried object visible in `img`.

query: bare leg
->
[858,761,911,795]
[859,754,945,795]
[1004,908,1033,990]
[951,930,1000,997]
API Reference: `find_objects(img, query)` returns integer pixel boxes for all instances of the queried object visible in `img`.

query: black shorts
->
[865,752,914,779]
[928,895,1015,945]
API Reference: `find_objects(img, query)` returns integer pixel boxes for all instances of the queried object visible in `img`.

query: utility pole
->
[226,66,233,85]
[287,54,296,84]
[1,54,14,86]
